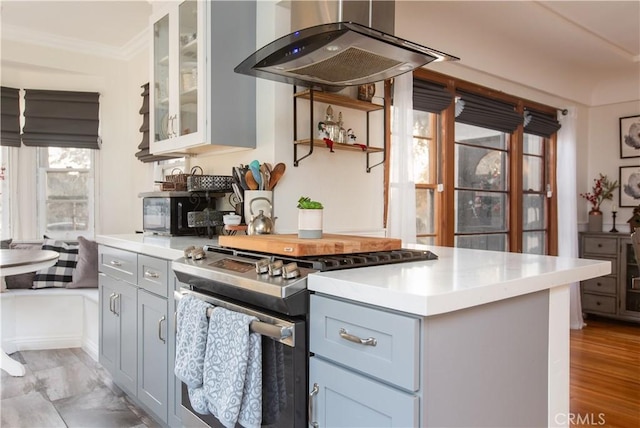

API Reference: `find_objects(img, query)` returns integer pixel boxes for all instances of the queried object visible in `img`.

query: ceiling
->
[1,1,639,106]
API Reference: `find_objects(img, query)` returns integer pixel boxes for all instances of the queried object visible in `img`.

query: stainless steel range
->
[172,244,437,427]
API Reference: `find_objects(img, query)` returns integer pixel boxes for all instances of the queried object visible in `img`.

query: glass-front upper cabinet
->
[149,0,256,155]
[150,0,205,153]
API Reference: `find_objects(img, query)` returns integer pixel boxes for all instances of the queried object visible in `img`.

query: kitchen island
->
[96,235,609,427]
[307,245,610,427]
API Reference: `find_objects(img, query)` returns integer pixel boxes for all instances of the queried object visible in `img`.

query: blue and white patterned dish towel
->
[204,307,262,428]
[174,294,212,388]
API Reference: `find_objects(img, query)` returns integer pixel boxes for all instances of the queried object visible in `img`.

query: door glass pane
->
[416,188,435,234]
[456,190,506,233]
[523,155,543,191]
[523,231,545,255]
[523,194,544,230]
[154,14,170,142]
[178,0,198,137]
[523,134,543,155]
[455,234,507,251]
[454,123,509,251]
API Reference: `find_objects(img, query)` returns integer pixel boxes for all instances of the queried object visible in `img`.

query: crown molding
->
[2,24,148,62]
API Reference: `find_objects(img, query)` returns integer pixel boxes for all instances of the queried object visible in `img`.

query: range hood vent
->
[234,3,458,91]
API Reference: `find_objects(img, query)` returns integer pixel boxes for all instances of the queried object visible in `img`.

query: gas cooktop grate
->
[284,249,438,272]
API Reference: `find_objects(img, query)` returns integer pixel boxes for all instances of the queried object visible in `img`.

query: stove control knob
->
[255,259,270,274]
[282,262,300,279]
[268,260,284,277]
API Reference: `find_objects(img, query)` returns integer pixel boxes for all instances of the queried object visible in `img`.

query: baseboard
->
[82,337,99,362]
[10,335,82,351]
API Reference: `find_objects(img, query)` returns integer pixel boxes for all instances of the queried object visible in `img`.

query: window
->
[396,71,560,254]
[454,123,509,251]
[522,133,549,254]
[413,110,439,245]
[0,147,9,239]
[37,147,94,239]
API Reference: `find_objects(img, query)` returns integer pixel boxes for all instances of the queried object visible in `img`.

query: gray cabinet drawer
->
[138,255,169,298]
[310,294,420,392]
[582,293,616,314]
[582,277,617,295]
[309,356,418,428]
[99,246,137,284]
[583,237,617,255]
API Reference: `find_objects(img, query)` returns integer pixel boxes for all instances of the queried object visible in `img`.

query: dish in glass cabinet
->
[160,113,169,139]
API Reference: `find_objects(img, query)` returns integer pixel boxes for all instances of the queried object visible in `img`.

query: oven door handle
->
[174,288,295,347]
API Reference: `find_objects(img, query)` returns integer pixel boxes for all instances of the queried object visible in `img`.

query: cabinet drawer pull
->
[339,328,377,347]
[158,315,166,343]
[144,270,160,279]
[308,382,319,428]
[109,260,123,267]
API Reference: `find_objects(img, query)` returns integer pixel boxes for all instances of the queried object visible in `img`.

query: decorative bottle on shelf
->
[324,105,339,142]
[337,112,347,143]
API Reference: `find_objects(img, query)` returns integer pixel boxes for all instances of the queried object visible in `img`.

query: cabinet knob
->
[597,244,603,248]
[596,301,601,306]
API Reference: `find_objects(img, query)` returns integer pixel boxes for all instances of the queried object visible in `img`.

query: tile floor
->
[0,348,159,428]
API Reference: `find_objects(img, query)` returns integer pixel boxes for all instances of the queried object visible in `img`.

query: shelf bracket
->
[293,86,314,167]
[365,108,385,172]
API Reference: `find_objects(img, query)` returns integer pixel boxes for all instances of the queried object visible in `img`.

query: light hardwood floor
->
[570,316,640,428]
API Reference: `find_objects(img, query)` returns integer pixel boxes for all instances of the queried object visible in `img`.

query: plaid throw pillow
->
[33,240,79,289]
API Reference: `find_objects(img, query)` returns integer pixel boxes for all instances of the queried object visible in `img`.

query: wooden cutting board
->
[218,234,402,257]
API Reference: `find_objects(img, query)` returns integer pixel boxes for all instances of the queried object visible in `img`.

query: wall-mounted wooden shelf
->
[293,87,387,172]
[294,90,383,112]
[295,139,384,153]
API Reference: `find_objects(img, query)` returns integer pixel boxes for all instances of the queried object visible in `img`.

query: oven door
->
[175,288,308,428]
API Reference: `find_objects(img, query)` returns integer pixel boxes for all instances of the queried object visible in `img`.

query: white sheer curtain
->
[387,73,417,245]
[557,107,584,329]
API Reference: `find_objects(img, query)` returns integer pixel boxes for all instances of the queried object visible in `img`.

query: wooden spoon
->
[245,170,258,190]
[269,163,286,190]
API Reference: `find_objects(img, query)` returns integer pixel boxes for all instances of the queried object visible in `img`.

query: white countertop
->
[96,234,217,260]
[308,244,611,316]
[96,235,610,317]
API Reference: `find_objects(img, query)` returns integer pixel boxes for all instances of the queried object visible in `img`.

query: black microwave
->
[142,193,199,236]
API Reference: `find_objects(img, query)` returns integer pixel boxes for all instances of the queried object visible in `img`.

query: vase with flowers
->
[580,173,619,231]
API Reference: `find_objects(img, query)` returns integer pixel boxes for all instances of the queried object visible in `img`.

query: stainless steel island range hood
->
[234,1,459,91]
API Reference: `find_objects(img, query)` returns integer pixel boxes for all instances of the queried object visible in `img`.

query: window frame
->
[386,69,559,255]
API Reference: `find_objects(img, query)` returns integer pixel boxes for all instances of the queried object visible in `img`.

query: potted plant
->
[297,196,323,239]
[580,173,619,232]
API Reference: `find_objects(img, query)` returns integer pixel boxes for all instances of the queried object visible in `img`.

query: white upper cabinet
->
[149,0,256,155]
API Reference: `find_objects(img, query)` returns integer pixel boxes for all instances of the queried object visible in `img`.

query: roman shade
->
[22,89,101,149]
[523,109,561,137]
[135,83,178,163]
[413,79,453,113]
[455,91,523,134]
[1,86,21,147]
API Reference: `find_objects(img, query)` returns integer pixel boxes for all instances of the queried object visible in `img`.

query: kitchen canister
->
[244,190,273,224]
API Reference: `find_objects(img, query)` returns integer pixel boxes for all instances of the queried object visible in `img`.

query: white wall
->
[3,0,638,239]
[587,101,640,232]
